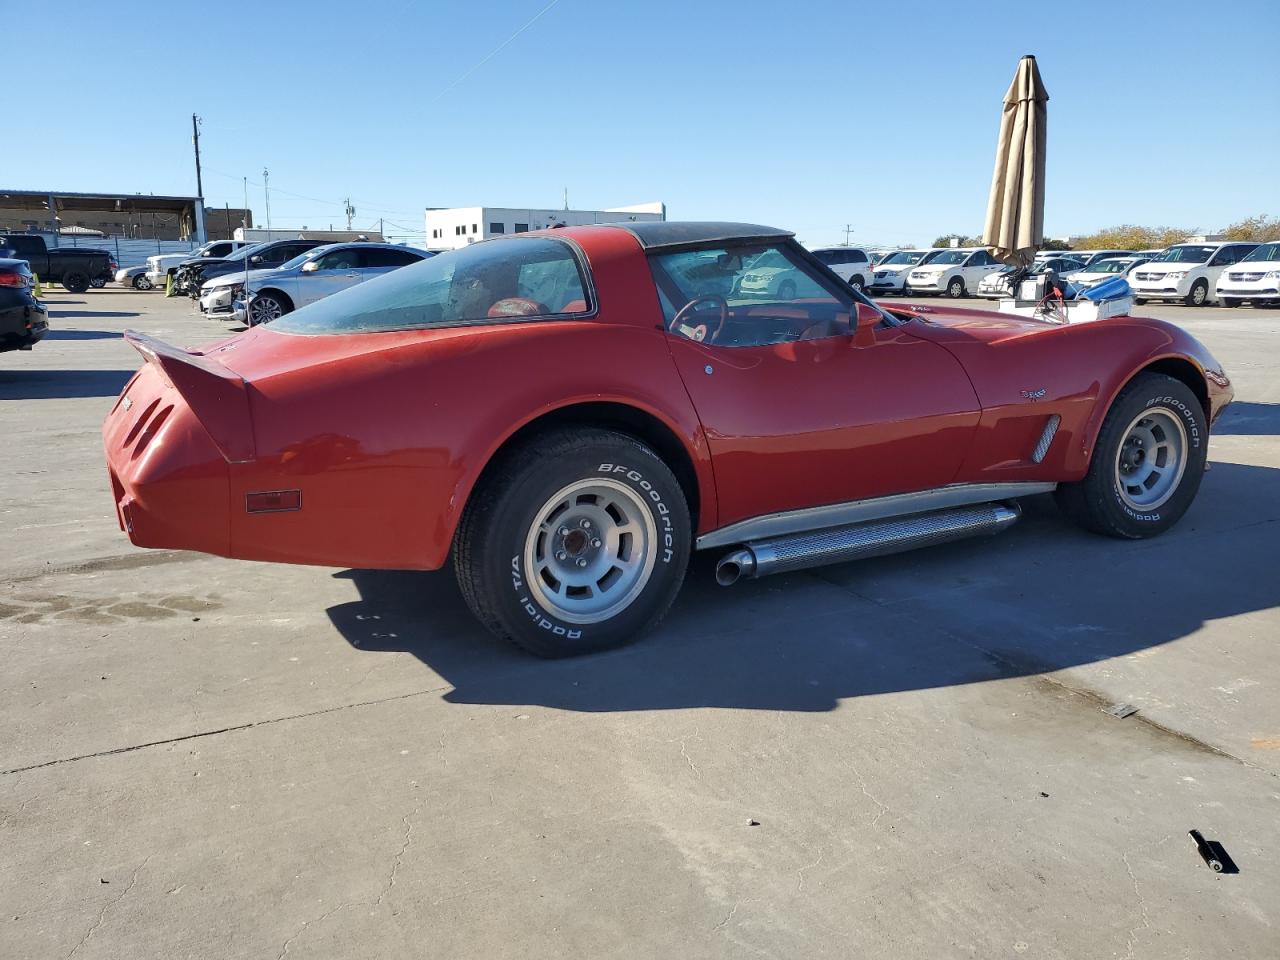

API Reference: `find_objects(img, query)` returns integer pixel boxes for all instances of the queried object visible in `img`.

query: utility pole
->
[242,177,249,231]
[262,167,272,232]
[843,224,854,246]
[344,198,355,231]
[191,114,204,199]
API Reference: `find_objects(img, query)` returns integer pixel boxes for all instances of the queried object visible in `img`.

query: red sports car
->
[103,222,1232,656]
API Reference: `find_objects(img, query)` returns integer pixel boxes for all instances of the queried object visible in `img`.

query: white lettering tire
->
[453,428,691,656]
[1055,373,1208,538]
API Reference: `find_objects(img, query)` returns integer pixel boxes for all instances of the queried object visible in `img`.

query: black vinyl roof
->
[609,221,793,251]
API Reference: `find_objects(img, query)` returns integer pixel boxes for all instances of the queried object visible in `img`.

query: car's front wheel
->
[1185,280,1208,307]
[946,276,965,298]
[454,428,691,657]
[62,271,89,294]
[249,292,291,325]
[90,277,107,288]
[1055,373,1207,539]
[133,274,153,290]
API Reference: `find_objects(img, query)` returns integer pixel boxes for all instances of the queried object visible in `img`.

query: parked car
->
[866,249,944,296]
[905,247,1001,298]
[808,247,874,291]
[0,258,48,353]
[1214,240,1280,307]
[103,221,1232,657]
[1070,249,1139,269]
[1064,256,1151,290]
[144,240,252,288]
[181,238,331,298]
[115,265,154,290]
[975,257,1086,299]
[199,242,430,324]
[0,234,114,293]
[1130,241,1259,306]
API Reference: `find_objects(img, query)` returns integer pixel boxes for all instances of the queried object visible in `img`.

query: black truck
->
[0,234,115,293]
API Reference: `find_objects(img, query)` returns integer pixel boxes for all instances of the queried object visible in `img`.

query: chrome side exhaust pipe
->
[715,503,1021,585]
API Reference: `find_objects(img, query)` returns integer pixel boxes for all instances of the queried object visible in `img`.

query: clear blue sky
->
[8,0,1278,248]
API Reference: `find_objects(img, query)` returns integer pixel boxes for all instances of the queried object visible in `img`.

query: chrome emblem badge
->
[1021,388,1047,400]
[122,396,133,410]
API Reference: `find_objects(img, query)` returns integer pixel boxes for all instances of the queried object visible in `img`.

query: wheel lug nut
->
[576,558,587,568]
[590,538,601,548]
[558,527,569,536]
[580,519,592,529]
[556,551,567,561]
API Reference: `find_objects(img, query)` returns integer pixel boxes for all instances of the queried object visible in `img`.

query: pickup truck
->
[0,234,115,293]
[145,239,252,287]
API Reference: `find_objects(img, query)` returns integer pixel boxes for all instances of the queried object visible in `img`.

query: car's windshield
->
[280,247,327,271]
[882,251,925,266]
[225,240,275,262]
[1090,259,1134,274]
[1153,245,1214,263]
[930,250,969,265]
[270,237,591,335]
[1241,242,1280,263]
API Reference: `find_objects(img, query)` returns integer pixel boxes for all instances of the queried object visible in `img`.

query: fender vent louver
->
[1032,415,1061,464]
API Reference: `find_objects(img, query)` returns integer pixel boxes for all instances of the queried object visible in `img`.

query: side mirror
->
[301,261,319,273]
[249,255,263,264]
[854,302,880,347]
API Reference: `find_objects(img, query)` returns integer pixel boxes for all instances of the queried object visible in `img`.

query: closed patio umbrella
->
[982,55,1049,268]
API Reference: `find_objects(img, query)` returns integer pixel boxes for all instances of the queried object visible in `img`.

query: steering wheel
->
[669,295,729,344]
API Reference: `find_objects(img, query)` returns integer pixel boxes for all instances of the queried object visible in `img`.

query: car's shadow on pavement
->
[43,329,123,340]
[326,462,1280,712]
[47,310,140,319]
[0,369,135,400]
[1214,401,1280,436]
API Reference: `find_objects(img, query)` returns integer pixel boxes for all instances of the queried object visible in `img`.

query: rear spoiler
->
[124,330,256,463]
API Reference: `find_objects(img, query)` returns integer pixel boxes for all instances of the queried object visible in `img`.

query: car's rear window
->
[270,237,592,335]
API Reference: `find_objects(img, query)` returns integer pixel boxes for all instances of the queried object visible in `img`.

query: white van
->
[1214,241,1280,307]
[1130,241,1258,306]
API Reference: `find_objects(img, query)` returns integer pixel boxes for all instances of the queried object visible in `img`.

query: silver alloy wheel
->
[1113,407,1189,511]
[1191,283,1207,306]
[135,275,153,290]
[948,277,963,297]
[251,296,284,325]
[523,478,659,625]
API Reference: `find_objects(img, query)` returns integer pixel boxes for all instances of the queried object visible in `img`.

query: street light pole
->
[191,114,204,199]
[262,167,271,232]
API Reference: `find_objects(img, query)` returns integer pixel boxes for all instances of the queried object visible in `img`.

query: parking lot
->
[3,288,1278,958]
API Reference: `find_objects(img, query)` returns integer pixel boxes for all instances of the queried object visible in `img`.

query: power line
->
[430,0,562,104]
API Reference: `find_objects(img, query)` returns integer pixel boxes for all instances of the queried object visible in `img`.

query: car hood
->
[891,303,1063,345]
[204,268,280,290]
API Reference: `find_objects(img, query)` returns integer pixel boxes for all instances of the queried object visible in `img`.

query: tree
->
[1221,214,1280,242]
[932,233,981,248]
[1071,224,1193,250]
[1041,238,1072,251]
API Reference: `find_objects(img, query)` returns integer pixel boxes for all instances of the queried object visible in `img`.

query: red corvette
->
[103,222,1232,656]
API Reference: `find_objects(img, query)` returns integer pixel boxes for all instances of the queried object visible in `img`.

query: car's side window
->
[317,249,360,271]
[650,243,855,348]
[361,248,420,268]
[516,256,588,313]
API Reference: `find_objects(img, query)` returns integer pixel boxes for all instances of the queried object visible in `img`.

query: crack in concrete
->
[65,854,151,960]
[276,798,424,958]
[1,685,453,776]
[795,848,824,893]
[712,900,740,931]
[1119,852,1152,960]
[847,758,890,828]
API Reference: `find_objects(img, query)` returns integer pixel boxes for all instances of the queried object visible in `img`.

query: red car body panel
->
[102,224,1232,573]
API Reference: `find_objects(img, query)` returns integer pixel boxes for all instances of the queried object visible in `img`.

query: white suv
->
[867,249,944,296]
[1130,241,1258,306]
[1215,241,1280,308]
[809,247,874,291]
[905,248,1000,298]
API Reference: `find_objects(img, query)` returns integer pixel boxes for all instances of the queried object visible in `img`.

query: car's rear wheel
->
[1055,373,1207,539]
[1185,280,1208,306]
[849,274,865,293]
[62,271,89,294]
[249,292,291,325]
[946,276,965,298]
[90,277,106,288]
[778,280,797,300]
[454,428,690,657]
[133,274,153,290]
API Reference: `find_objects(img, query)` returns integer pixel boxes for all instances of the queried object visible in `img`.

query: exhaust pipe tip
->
[716,548,755,586]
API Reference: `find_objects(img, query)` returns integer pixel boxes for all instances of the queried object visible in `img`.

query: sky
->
[6,0,1279,249]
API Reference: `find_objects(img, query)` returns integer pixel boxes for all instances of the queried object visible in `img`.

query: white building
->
[424,201,665,251]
